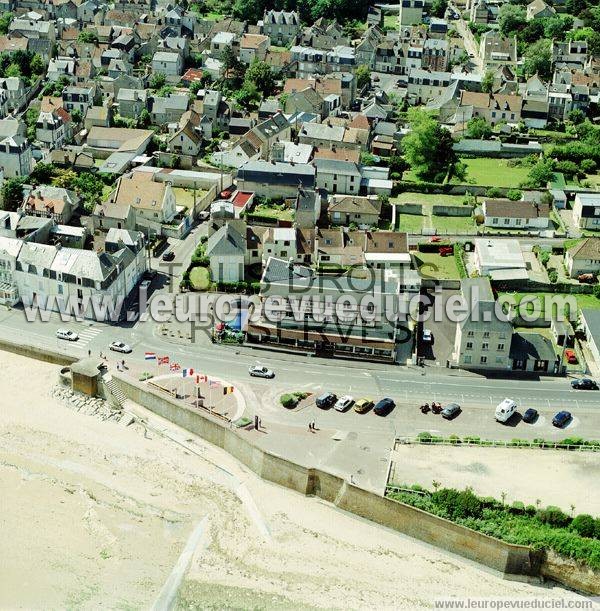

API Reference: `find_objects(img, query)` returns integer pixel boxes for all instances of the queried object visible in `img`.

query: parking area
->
[416,288,458,367]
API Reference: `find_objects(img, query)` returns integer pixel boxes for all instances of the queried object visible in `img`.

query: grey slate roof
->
[206,224,245,257]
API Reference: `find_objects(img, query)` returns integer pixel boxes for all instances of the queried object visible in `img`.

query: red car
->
[430,236,442,243]
[439,246,453,257]
[565,349,578,364]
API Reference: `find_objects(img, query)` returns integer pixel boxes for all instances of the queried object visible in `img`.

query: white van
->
[495,398,517,423]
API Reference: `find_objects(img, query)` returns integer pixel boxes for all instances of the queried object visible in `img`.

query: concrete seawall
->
[113,374,561,586]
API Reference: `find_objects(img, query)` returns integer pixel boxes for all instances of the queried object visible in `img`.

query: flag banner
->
[195,374,207,384]
[158,356,169,365]
[182,368,194,378]
[170,363,181,371]
[145,352,157,360]
[223,386,234,395]
[209,379,220,388]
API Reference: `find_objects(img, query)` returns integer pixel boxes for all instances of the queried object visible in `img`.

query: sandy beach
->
[0,349,589,609]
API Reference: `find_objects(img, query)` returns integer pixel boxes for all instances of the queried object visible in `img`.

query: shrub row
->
[415,431,600,449]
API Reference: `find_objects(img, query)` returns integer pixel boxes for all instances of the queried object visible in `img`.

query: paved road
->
[2,300,599,442]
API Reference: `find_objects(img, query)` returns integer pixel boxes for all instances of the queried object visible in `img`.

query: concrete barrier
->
[0,336,77,367]
[432,205,473,217]
[112,374,555,584]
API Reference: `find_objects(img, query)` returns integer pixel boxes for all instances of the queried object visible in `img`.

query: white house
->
[151,51,183,77]
[0,134,32,178]
[474,238,528,280]
[573,193,600,230]
[206,223,246,283]
[565,238,600,278]
[482,198,551,230]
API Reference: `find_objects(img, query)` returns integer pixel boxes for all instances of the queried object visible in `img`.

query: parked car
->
[316,392,337,409]
[552,410,572,428]
[374,397,395,416]
[439,246,453,257]
[565,349,578,364]
[522,408,538,424]
[109,341,132,353]
[248,365,274,379]
[495,398,517,423]
[162,250,175,262]
[56,328,79,341]
[429,236,441,243]
[422,329,433,342]
[441,403,461,420]
[577,273,596,284]
[354,398,374,414]
[334,395,354,412]
[571,378,598,390]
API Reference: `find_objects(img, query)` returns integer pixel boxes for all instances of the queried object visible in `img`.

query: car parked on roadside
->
[495,398,517,423]
[441,403,461,420]
[552,411,572,428]
[316,392,337,409]
[565,349,578,364]
[56,328,79,341]
[422,329,433,342]
[374,397,395,416]
[354,398,374,414]
[334,395,354,412]
[109,341,132,353]
[571,378,598,390]
[522,408,538,424]
[248,365,275,379]
[162,250,175,262]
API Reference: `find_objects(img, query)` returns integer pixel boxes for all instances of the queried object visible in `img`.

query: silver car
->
[56,328,79,341]
[249,365,274,379]
[109,341,132,354]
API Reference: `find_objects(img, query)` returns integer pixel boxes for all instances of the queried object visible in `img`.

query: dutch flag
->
[145,352,157,361]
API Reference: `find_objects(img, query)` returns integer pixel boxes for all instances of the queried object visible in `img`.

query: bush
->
[548,269,558,283]
[507,189,522,201]
[581,159,596,174]
[537,506,571,528]
[571,514,597,539]
[486,187,503,198]
[280,393,298,408]
[432,488,484,520]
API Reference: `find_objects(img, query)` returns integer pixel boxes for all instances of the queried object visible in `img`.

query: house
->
[527,0,555,19]
[270,141,313,164]
[407,68,452,105]
[9,18,55,43]
[480,32,518,72]
[84,105,111,130]
[474,238,528,281]
[328,195,382,228]
[239,34,269,64]
[422,38,449,72]
[206,222,246,283]
[0,134,32,178]
[290,45,356,78]
[294,189,321,229]
[572,193,600,230]
[565,238,600,278]
[86,127,153,155]
[181,68,204,88]
[14,236,146,320]
[21,186,79,224]
[237,160,316,199]
[399,0,424,25]
[107,171,177,233]
[62,85,95,115]
[0,236,23,306]
[245,256,415,363]
[117,89,148,119]
[210,31,237,59]
[149,93,189,124]
[36,107,71,150]
[482,198,551,230]
[262,227,297,265]
[262,10,300,46]
[0,77,26,112]
[47,57,76,82]
[580,309,600,371]
[151,51,183,77]
[452,277,513,371]
[167,121,202,157]
[298,122,359,151]
[313,158,361,195]
[459,91,522,125]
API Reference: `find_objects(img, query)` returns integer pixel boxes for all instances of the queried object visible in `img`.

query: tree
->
[221,45,244,83]
[523,39,552,79]
[245,60,275,96]
[1,178,24,212]
[542,15,573,41]
[521,20,545,44]
[401,109,456,182]
[29,162,56,185]
[0,12,12,35]
[232,0,263,23]
[77,30,98,44]
[138,108,151,128]
[70,108,82,124]
[466,117,492,139]
[150,72,166,91]
[431,0,448,18]
[481,70,494,94]
[527,159,554,187]
[30,54,44,76]
[235,81,261,109]
[356,64,370,91]
[498,4,526,37]
[5,63,20,78]
[568,108,585,125]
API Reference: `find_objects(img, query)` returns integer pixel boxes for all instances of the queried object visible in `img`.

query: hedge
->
[387,485,600,570]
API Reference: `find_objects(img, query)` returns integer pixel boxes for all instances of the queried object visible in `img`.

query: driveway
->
[417,288,458,367]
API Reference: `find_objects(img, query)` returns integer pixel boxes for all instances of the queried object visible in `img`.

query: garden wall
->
[432,205,473,217]
[394,203,423,215]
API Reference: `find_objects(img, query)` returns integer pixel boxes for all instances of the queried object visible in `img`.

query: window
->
[464,355,472,364]
[480,356,487,364]
[492,218,498,224]
[482,342,489,351]
[496,356,504,363]
[467,330,474,337]
[516,218,522,226]
[483,331,490,338]
[466,342,473,350]
[497,343,504,350]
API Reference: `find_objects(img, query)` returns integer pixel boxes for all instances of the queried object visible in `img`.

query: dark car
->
[571,378,598,390]
[316,392,337,409]
[441,403,461,420]
[374,397,395,416]
[162,250,175,262]
[522,408,538,424]
[552,411,572,428]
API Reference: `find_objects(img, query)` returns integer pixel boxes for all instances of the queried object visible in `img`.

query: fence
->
[395,436,600,452]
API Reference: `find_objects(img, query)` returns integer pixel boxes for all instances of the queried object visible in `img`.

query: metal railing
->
[395,436,600,452]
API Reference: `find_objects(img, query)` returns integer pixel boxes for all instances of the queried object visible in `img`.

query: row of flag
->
[145,352,234,394]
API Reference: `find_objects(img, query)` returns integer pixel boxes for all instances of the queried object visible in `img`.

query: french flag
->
[182,368,194,378]
[145,352,157,361]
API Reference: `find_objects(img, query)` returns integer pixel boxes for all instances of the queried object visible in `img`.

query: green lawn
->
[398,213,423,233]
[383,14,398,29]
[173,187,207,210]
[459,157,531,188]
[413,252,461,280]
[393,193,466,206]
[190,266,211,291]
[252,204,294,221]
[498,291,600,320]
[431,214,476,234]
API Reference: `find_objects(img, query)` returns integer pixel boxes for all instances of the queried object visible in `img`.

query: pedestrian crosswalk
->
[76,326,103,347]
